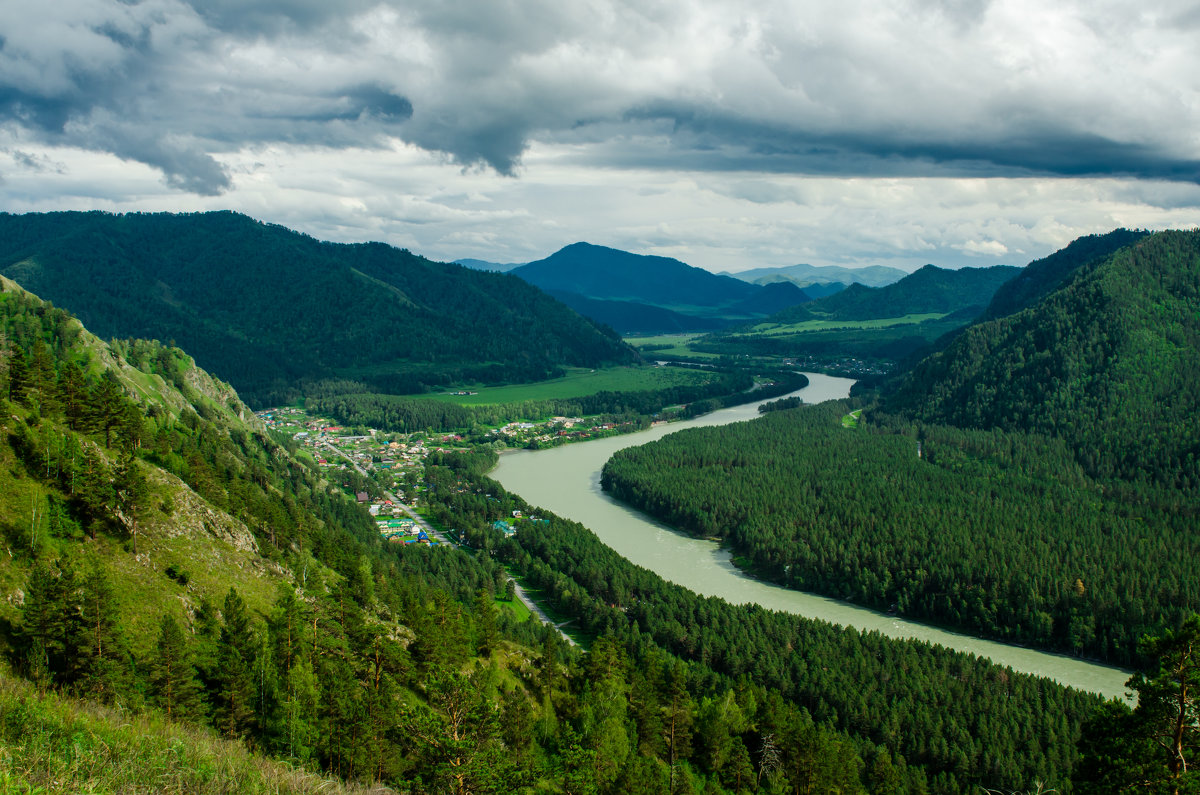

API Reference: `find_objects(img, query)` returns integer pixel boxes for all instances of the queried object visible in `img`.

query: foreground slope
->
[0,211,636,405]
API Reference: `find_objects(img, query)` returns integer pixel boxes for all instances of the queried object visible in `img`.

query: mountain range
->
[722,262,910,288]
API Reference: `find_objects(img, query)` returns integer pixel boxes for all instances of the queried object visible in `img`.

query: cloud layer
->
[4,0,1199,189]
[1,0,1198,269]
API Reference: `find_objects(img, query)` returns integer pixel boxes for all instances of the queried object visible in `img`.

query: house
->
[356,492,369,503]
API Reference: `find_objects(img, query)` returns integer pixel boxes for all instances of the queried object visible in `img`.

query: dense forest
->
[0,211,638,406]
[599,230,1200,667]
[0,278,905,793]
[425,453,1105,793]
[601,401,1197,663]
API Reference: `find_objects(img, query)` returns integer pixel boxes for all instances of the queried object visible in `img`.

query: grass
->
[416,365,716,405]
[747,313,947,336]
[0,410,306,658]
[496,591,532,623]
[842,409,863,428]
[0,674,383,794]
[623,334,723,360]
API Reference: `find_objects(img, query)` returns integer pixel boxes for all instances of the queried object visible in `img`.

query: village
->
[254,405,566,547]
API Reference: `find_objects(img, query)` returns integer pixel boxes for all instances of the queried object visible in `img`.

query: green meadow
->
[417,365,716,405]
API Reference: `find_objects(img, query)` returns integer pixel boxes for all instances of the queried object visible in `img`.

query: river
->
[490,372,1130,699]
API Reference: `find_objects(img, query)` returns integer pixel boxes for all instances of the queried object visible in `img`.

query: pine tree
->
[474,587,497,658]
[20,562,65,690]
[112,454,150,553]
[214,588,256,739]
[150,614,206,721]
[77,564,130,703]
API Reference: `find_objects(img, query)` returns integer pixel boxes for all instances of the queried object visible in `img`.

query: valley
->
[0,214,1195,794]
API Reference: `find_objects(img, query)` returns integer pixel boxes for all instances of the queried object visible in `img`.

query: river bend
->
[490,373,1129,699]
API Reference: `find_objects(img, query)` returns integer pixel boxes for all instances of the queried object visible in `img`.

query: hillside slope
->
[886,229,1200,489]
[982,228,1148,320]
[0,211,637,405]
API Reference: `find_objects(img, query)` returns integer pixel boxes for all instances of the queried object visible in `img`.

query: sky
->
[1,0,1199,274]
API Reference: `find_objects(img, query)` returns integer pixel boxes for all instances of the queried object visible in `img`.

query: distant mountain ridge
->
[508,242,817,333]
[769,263,1022,323]
[454,257,524,272]
[512,242,762,308]
[0,211,637,405]
[723,262,909,288]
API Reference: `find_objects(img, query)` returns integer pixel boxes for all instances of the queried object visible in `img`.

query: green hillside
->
[0,211,638,406]
[886,229,1200,489]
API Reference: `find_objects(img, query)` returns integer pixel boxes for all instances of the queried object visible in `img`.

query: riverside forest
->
[0,214,1196,794]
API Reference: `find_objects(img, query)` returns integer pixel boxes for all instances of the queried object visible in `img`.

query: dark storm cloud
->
[617,103,1200,182]
[1,0,1196,193]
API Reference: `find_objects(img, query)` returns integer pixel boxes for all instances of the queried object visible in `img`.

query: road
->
[320,438,452,543]
[508,577,578,647]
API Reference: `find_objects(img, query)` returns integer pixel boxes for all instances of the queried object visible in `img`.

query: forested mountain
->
[512,242,763,310]
[453,257,524,272]
[770,263,1021,323]
[886,229,1200,489]
[0,211,637,406]
[982,228,1148,320]
[725,280,812,315]
[723,262,908,288]
[602,229,1199,668]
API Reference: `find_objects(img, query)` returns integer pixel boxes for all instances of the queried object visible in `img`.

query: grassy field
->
[417,365,716,405]
[842,409,863,428]
[747,313,946,336]
[624,334,723,360]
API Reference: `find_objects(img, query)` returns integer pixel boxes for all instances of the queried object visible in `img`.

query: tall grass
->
[0,675,388,794]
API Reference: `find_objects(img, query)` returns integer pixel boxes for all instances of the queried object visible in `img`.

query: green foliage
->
[1074,615,1200,794]
[0,674,375,794]
[425,455,1098,792]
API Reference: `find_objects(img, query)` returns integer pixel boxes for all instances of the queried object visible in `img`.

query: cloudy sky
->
[2,0,1198,273]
